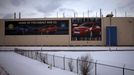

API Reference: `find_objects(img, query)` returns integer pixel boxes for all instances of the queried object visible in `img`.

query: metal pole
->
[14,12,16,19]
[19,12,21,19]
[83,12,84,17]
[46,53,48,64]
[88,10,89,17]
[28,51,29,58]
[40,52,42,62]
[57,12,58,18]
[96,12,97,17]
[74,12,75,18]
[31,51,33,59]
[63,56,65,70]
[35,51,38,60]
[53,55,55,67]
[125,12,127,17]
[95,61,97,75]
[77,58,79,74]
[115,9,117,17]
[100,9,102,18]
[109,15,112,46]
[123,64,125,75]
[110,14,112,26]
[63,12,65,18]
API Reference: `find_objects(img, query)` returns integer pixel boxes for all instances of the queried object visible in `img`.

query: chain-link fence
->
[14,49,134,75]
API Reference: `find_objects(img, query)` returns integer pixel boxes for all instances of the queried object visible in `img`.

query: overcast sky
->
[0,0,134,19]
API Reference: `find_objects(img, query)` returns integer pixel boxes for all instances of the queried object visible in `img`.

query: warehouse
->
[0,17,134,46]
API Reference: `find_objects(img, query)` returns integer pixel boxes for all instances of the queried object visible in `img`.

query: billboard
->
[5,20,69,35]
[71,18,101,41]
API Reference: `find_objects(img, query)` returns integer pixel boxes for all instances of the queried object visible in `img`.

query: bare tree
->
[68,58,74,72]
[79,54,93,75]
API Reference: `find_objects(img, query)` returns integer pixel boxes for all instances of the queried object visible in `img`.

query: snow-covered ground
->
[41,51,134,75]
[0,47,134,75]
[0,52,78,75]
[0,66,9,75]
[0,47,134,69]
[0,46,134,51]
[45,51,134,69]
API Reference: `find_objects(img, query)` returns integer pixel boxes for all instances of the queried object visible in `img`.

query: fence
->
[14,49,134,75]
[0,66,9,75]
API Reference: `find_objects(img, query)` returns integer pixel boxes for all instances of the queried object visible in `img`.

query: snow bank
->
[0,52,78,75]
[44,51,134,69]
[0,46,134,50]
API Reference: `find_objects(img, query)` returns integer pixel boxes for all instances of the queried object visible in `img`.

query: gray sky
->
[0,0,134,18]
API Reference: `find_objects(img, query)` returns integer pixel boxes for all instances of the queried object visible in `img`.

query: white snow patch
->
[43,51,134,69]
[0,52,78,75]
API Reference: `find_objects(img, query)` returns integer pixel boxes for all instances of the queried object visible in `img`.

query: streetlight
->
[106,13,113,26]
[106,13,113,46]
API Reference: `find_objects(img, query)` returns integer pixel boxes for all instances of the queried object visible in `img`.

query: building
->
[0,17,134,46]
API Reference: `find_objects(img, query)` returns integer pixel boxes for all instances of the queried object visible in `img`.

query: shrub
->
[68,58,74,72]
[79,54,93,75]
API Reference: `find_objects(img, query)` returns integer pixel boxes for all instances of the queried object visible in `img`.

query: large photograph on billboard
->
[5,20,69,35]
[71,18,101,41]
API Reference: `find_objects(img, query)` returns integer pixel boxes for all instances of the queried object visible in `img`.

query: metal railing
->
[14,49,134,75]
